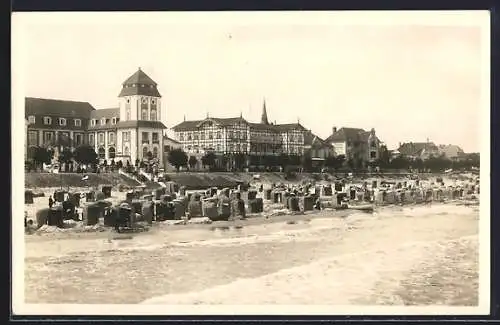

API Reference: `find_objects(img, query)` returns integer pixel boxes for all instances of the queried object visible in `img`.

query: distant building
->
[438,144,465,161]
[396,141,440,160]
[25,68,168,166]
[171,100,308,168]
[325,127,381,167]
[303,130,335,164]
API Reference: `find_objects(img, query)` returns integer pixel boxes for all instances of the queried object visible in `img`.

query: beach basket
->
[334,182,343,192]
[115,206,133,228]
[25,190,34,204]
[54,190,66,203]
[160,194,172,203]
[202,198,219,220]
[141,201,154,225]
[179,185,187,196]
[94,191,106,201]
[69,192,81,207]
[35,208,50,229]
[48,206,64,227]
[83,203,102,226]
[288,196,300,212]
[130,200,145,216]
[231,199,246,218]
[247,190,258,200]
[248,198,263,213]
[165,181,178,194]
[301,195,315,211]
[322,186,333,196]
[62,200,76,220]
[217,197,231,220]
[374,191,384,205]
[171,199,185,219]
[188,196,203,218]
[372,180,378,189]
[272,191,282,204]
[101,186,112,199]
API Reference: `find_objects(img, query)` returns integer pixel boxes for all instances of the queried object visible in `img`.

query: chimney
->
[332,126,337,134]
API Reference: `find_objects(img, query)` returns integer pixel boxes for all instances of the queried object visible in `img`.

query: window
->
[242,132,247,140]
[289,135,295,142]
[164,145,171,152]
[150,109,157,121]
[123,131,130,142]
[43,131,54,144]
[371,141,377,148]
[75,134,83,146]
[241,143,246,152]
[141,109,148,120]
[59,118,67,126]
[109,132,115,144]
[153,147,158,158]
[91,119,96,126]
[208,132,213,139]
[142,98,147,104]
[111,118,117,125]
[228,144,233,152]
[228,131,233,139]
[28,131,37,146]
[236,131,240,139]
[216,131,221,139]
[370,151,377,159]
[236,144,240,152]
[141,84,145,88]
[194,133,199,140]
[187,145,192,151]
[124,146,130,156]
[201,132,205,140]
[151,99,156,105]
[98,133,105,144]
[217,144,221,152]
[143,146,148,158]
[152,132,159,143]
[108,147,116,159]
[179,133,184,141]
[89,134,95,146]
[126,98,130,104]
[298,135,303,143]
[74,119,82,127]
[142,132,149,144]
[98,147,105,159]
[188,133,192,141]
[194,145,199,153]
[43,117,52,125]
[28,116,35,124]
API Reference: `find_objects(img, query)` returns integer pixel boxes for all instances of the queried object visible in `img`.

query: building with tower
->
[25,68,167,167]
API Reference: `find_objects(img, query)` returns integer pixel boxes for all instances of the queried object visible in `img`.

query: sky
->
[12,11,488,152]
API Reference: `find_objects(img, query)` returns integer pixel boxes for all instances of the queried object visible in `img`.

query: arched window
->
[141,109,148,120]
[153,147,158,158]
[150,109,157,121]
[124,146,130,156]
[142,146,148,158]
[98,147,106,159]
[109,132,115,144]
[108,147,116,159]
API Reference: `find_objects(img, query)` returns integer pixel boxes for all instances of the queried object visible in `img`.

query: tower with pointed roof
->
[116,67,167,166]
[261,99,269,125]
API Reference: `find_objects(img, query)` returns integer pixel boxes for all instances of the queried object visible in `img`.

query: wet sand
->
[24,203,479,305]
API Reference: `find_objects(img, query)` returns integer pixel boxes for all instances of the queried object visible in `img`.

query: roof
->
[325,127,367,143]
[438,144,465,158]
[172,120,203,131]
[172,118,306,133]
[90,108,119,119]
[25,97,95,118]
[163,135,181,144]
[304,130,331,148]
[397,142,439,157]
[116,120,167,129]
[119,68,162,97]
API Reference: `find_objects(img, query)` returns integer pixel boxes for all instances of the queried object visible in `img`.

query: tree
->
[168,148,188,171]
[334,155,346,169]
[278,154,290,169]
[221,154,230,171]
[32,146,53,169]
[58,147,73,164]
[377,145,390,168]
[424,155,452,172]
[201,152,216,170]
[389,156,410,170]
[301,153,312,172]
[73,145,98,165]
[188,155,198,170]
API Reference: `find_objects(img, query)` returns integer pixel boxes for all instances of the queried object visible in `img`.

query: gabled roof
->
[90,108,119,119]
[25,97,95,118]
[274,123,307,131]
[325,127,366,143]
[248,122,280,132]
[397,142,439,156]
[172,120,204,131]
[304,130,331,148]
[438,144,465,158]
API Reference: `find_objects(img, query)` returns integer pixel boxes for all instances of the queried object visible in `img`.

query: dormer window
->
[59,118,67,126]
[141,84,145,88]
[151,99,156,105]
[90,119,96,126]
[43,117,52,125]
[141,98,147,104]
[150,85,154,88]
[112,117,117,125]
[133,84,137,87]
[74,119,82,127]
[126,98,130,104]
[28,116,35,124]
[100,118,106,126]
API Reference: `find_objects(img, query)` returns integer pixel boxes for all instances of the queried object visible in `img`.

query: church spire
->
[261,98,269,125]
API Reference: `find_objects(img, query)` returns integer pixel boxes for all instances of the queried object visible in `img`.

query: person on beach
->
[48,195,54,208]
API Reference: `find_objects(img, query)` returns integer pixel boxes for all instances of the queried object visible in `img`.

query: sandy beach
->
[24,202,479,305]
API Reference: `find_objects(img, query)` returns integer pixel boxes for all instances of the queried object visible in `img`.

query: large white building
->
[25,68,167,166]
